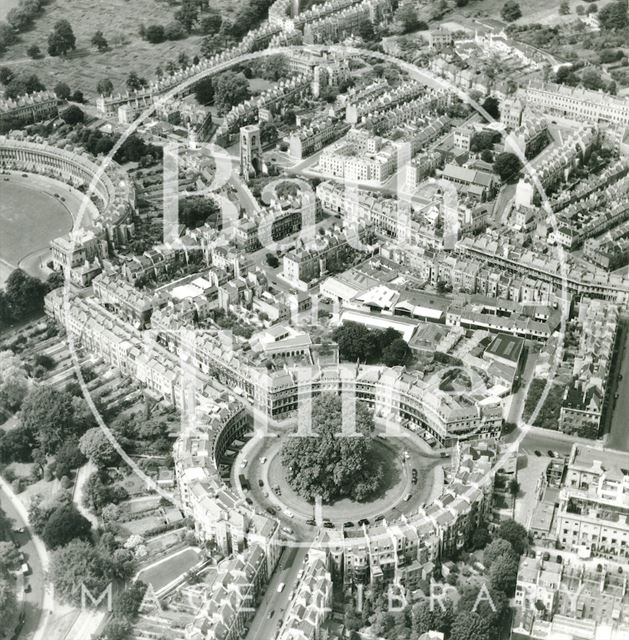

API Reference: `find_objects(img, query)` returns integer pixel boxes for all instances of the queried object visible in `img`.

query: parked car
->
[343,521,355,528]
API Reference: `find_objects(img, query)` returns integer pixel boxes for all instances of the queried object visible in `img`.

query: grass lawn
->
[136,547,202,592]
[0,0,237,99]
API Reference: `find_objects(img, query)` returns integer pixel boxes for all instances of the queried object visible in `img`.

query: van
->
[277,582,285,593]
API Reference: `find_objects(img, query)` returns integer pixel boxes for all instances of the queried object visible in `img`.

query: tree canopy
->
[332,322,412,366]
[213,72,250,114]
[48,19,76,56]
[50,539,112,605]
[501,1,522,22]
[42,504,92,549]
[281,393,382,502]
[493,151,522,183]
[79,428,119,468]
[21,385,92,455]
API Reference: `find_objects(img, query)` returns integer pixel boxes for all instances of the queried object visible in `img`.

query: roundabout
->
[235,425,446,537]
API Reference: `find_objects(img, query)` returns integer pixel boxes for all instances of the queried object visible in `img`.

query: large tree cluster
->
[281,393,383,503]
[332,322,413,367]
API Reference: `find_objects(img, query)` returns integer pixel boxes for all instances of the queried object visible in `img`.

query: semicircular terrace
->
[0,136,135,231]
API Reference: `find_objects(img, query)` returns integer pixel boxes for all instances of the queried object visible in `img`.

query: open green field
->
[0,0,237,99]
[0,174,73,284]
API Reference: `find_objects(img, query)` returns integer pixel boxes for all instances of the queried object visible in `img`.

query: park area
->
[0,175,73,285]
[0,0,218,98]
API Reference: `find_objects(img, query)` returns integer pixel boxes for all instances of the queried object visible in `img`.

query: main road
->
[0,477,52,640]
[245,544,310,640]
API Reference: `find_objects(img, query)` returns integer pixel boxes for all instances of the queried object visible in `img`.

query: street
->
[245,545,310,640]
[0,479,48,640]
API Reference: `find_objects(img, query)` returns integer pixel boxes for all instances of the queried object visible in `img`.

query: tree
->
[450,611,495,640]
[5,268,47,318]
[358,19,376,41]
[412,597,454,636]
[586,3,598,14]
[28,495,56,535]
[144,24,166,43]
[175,0,200,32]
[54,439,86,479]
[265,253,279,268]
[598,0,627,29]
[489,553,519,595]
[213,72,250,114]
[42,504,92,549]
[509,478,520,495]
[200,10,222,34]
[0,541,21,574]
[396,3,420,32]
[60,104,84,124]
[559,0,570,14]
[91,30,108,52]
[0,578,17,631]
[382,338,412,367]
[50,540,112,605]
[471,130,500,153]
[126,72,146,91]
[27,45,43,59]
[21,386,78,455]
[483,538,516,569]
[501,0,522,21]
[48,20,76,57]
[332,322,379,363]
[96,78,114,96]
[493,152,522,183]
[471,526,491,550]
[481,96,500,120]
[280,393,381,503]
[0,67,14,85]
[497,518,529,555]
[54,82,71,100]
[79,428,119,468]
[191,77,213,106]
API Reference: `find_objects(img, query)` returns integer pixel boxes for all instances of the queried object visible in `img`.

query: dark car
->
[343,521,355,528]
[258,479,264,487]
[534,450,542,457]
[548,450,555,458]
[245,497,253,505]
[268,610,275,619]
[358,518,370,526]
[412,468,418,476]
[266,507,276,516]
[411,477,418,485]
[305,519,316,526]
[323,520,334,528]
[375,515,385,522]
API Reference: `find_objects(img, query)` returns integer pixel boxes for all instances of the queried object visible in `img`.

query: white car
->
[404,493,412,501]
[260,456,267,464]
[240,459,248,469]
[285,510,294,519]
